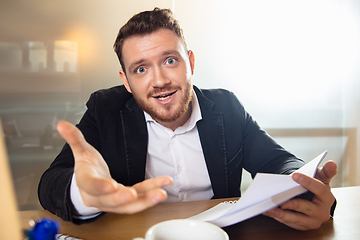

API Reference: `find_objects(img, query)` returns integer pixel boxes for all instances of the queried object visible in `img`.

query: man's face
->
[119,28,195,128]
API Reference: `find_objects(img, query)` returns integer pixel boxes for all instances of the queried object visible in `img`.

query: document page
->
[189,151,328,227]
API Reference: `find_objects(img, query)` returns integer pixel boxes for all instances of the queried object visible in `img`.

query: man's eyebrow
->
[128,59,146,72]
[128,50,182,72]
[162,50,180,56]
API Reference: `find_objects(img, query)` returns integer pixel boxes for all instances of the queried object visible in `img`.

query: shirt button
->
[177,166,182,172]
[180,195,185,201]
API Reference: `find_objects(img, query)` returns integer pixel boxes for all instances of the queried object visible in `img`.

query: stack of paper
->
[189,151,328,227]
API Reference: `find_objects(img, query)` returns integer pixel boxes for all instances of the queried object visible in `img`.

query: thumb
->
[58,121,116,195]
[57,121,89,156]
[316,161,337,183]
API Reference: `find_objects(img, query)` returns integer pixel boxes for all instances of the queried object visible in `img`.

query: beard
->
[133,81,193,123]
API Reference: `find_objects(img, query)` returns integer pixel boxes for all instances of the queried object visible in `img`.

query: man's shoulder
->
[195,86,237,105]
[92,85,131,99]
[195,86,245,115]
[197,87,233,97]
[85,85,135,113]
[89,85,132,104]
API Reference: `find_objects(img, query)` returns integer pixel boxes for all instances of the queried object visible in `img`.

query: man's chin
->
[135,82,193,124]
[147,110,182,123]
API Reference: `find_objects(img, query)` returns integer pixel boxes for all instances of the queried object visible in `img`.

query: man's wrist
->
[70,173,102,218]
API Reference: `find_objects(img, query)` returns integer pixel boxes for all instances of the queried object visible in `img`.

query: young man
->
[38,8,336,231]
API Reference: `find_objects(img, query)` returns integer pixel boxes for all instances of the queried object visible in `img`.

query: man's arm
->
[217,89,337,230]
[39,121,172,223]
[263,161,337,230]
[58,121,172,213]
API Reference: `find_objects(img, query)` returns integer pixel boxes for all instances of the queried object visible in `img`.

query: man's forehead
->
[123,29,182,51]
[121,29,187,66]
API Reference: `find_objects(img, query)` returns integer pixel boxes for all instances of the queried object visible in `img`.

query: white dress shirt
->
[145,91,214,202]
[71,91,213,216]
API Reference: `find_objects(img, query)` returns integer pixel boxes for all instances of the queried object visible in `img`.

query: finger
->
[292,173,335,211]
[292,173,329,198]
[264,208,321,231]
[280,197,317,217]
[274,213,319,231]
[315,161,337,183]
[101,188,168,214]
[83,186,167,214]
[94,177,172,213]
[133,176,173,194]
[81,185,138,209]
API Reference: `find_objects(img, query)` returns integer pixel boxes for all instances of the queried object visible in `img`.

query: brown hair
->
[113,7,187,73]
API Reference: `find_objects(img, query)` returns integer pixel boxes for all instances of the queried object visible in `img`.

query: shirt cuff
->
[70,173,102,219]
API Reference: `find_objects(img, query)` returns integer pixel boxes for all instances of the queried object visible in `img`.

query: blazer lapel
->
[118,87,229,197]
[195,87,229,198]
[120,97,148,185]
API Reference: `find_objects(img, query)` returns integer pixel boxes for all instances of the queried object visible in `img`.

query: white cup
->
[132,219,229,240]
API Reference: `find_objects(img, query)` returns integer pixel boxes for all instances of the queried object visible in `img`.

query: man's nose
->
[152,67,170,87]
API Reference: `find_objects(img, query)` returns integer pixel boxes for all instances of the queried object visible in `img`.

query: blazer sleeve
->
[38,92,105,224]
[241,109,305,177]
[217,90,305,177]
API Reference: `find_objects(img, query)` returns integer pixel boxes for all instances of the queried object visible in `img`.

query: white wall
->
[174,0,360,186]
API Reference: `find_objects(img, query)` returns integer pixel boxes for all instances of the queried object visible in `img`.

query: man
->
[38,8,337,231]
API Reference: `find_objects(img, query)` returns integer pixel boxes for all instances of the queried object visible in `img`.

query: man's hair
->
[113,7,187,73]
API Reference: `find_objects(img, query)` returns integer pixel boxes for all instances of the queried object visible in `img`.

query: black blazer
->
[38,85,304,223]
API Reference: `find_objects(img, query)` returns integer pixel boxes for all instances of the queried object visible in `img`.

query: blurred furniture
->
[267,128,357,186]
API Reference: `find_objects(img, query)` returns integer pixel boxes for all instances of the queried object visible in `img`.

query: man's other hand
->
[263,161,337,231]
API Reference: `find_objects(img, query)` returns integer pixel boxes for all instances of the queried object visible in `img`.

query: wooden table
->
[20,186,360,239]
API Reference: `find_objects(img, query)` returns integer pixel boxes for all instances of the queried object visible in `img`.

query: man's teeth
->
[156,92,174,100]
[158,95,170,100]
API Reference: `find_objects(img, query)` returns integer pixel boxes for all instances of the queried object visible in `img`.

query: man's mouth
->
[154,90,177,100]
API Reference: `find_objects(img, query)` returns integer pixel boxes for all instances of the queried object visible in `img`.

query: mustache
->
[148,86,181,97]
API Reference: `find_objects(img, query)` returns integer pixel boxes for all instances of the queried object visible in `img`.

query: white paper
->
[189,151,328,227]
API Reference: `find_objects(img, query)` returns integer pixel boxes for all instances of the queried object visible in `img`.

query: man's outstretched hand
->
[263,161,337,230]
[57,121,173,214]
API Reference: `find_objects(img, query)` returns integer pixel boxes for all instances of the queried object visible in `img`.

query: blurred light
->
[54,40,78,72]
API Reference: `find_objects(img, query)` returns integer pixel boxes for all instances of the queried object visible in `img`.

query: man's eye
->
[136,67,146,73]
[166,58,176,65]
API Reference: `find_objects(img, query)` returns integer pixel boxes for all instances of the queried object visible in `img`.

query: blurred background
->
[1,0,359,211]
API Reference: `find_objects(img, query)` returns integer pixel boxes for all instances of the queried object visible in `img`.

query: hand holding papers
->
[189,151,328,227]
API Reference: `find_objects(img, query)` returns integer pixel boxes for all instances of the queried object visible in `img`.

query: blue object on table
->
[27,219,59,240]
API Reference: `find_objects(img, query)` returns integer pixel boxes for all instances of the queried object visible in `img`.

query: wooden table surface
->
[20,186,360,240]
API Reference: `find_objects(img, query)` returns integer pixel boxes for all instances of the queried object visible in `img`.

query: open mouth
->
[154,90,177,100]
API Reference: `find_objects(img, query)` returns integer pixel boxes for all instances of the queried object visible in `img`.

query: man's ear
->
[119,70,132,93]
[188,50,195,75]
